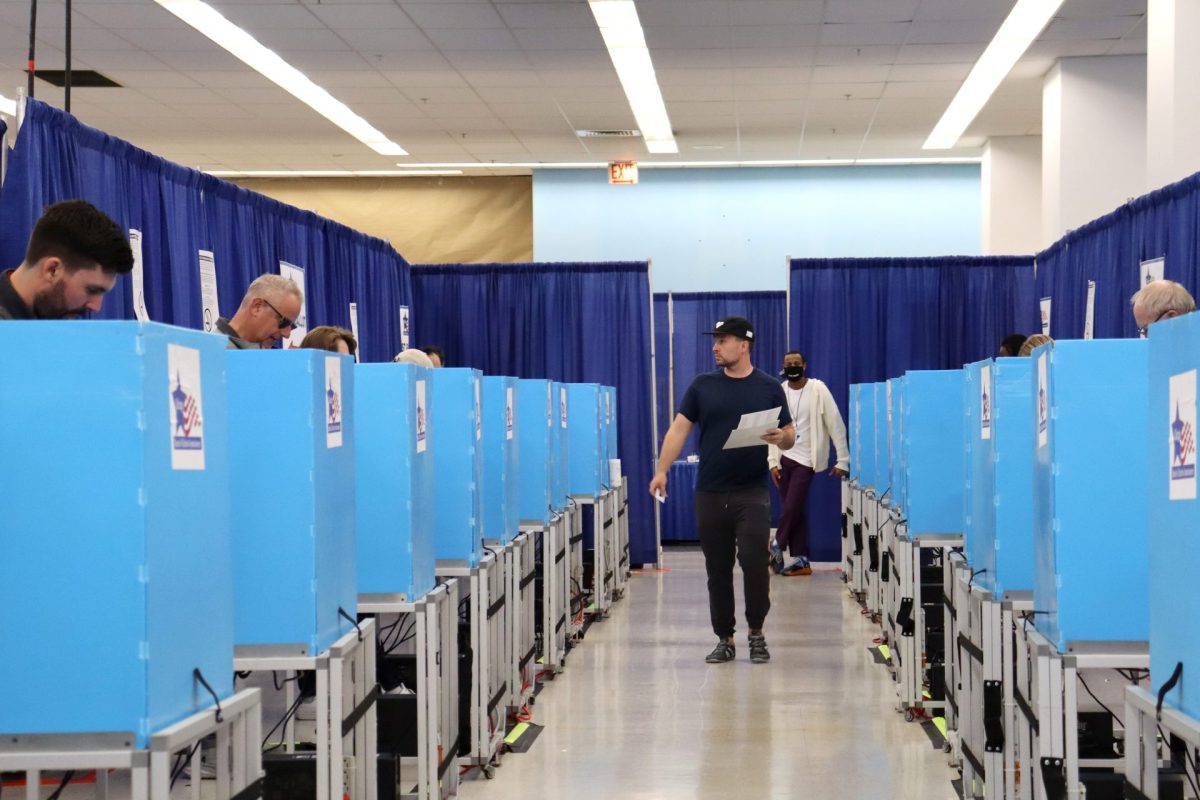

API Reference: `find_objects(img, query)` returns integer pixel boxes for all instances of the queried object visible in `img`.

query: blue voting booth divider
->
[989,359,1037,597]
[1032,340,1150,649]
[888,377,907,514]
[567,384,607,498]
[1146,314,1200,718]
[963,361,996,584]
[552,382,570,513]
[0,322,234,745]
[903,370,966,536]
[871,382,891,497]
[227,350,357,655]
[431,368,484,565]
[517,379,554,527]
[355,362,437,602]
[481,376,520,545]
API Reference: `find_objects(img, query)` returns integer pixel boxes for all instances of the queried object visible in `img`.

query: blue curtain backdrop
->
[0,99,411,361]
[410,262,657,566]
[789,256,1038,561]
[1035,171,1200,341]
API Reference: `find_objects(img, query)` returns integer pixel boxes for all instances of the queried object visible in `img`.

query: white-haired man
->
[1131,279,1196,336]
[218,273,303,349]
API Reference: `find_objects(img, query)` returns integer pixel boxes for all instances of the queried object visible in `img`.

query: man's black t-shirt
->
[0,270,34,320]
[679,368,792,492]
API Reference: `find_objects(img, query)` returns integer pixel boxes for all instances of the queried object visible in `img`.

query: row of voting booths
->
[0,320,631,800]
[846,320,1200,800]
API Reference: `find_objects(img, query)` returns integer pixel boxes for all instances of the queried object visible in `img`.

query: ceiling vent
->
[575,129,641,138]
[35,70,122,88]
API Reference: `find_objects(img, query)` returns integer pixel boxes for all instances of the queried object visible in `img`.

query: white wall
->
[533,165,982,292]
[1043,56,1147,246]
[982,136,1042,256]
[1147,0,1200,189]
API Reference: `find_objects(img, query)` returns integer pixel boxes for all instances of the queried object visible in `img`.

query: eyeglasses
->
[260,298,296,330]
[1138,310,1173,337]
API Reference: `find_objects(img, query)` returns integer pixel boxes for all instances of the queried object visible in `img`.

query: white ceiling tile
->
[1042,16,1143,41]
[658,68,736,86]
[824,0,920,24]
[496,3,597,29]
[400,2,507,28]
[881,81,959,98]
[644,26,734,49]
[820,22,913,46]
[652,48,734,68]
[422,28,521,51]
[370,50,454,70]
[637,1,732,28]
[809,82,884,100]
[379,69,467,87]
[417,102,501,119]
[212,3,328,30]
[307,4,417,29]
[732,67,807,85]
[1023,39,1129,58]
[804,97,879,113]
[258,28,364,52]
[401,86,486,104]
[875,95,953,112]
[731,47,815,67]
[913,0,1008,23]
[729,1,825,26]
[895,43,986,64]
[730,25,822,48]
[816,45,901,66]
[102,69,202,89]
[811,64,892,83]
[886,62,972,81]
[663,83,736,102]
[907,20,997,45]
[525,50,612,70]
[475,86,551,103]
[731,83,808,101]
[512,27,605,51]
[461,70,543,87]
[336,29,437,52]
[1105,36,1147,55]
[284,51,376,71]
[440,50,535,69]
[1057,0,1146,19]
[540,70,621,88]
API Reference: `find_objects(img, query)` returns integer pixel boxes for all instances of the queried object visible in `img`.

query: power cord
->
[193,668,223,723]
[45,772,75,800]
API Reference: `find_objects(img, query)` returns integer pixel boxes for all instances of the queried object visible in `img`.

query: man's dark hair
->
[24,200,134,275]
[421,344,446,361]
[784,350,806,362]
[999,333,1027,357]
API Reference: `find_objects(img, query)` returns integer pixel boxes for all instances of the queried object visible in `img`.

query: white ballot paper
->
[722,406,782,450]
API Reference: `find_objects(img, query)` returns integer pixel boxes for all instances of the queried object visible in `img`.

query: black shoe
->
[748,634,770,663]
[705,641,736,663]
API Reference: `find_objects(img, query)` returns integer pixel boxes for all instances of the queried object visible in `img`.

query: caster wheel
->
[904,709,917,722]
[529,696,536,706]
[483,765,495,780]
[943,742,953,754]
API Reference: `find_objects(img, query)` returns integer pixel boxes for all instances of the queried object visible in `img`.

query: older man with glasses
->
[217,273,303,349]
[1131,279,1196,337]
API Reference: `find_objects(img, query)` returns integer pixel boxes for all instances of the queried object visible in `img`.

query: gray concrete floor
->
[458,547,959,800]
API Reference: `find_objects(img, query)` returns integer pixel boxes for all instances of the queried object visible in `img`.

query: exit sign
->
[609,161,638,185]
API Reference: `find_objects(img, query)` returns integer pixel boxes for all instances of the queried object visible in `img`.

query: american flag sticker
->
[1037,354,1048,449]
[1169,369,1196,501]
[167,344,205,471]
[980,365,992,441]
[325,357,343,449]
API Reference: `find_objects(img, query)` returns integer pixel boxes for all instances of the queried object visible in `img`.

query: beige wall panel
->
[233,176,533,264]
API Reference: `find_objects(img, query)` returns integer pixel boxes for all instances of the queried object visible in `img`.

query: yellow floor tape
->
[878,645,891,660]
[933,717,947,737]
[504,722,529,746]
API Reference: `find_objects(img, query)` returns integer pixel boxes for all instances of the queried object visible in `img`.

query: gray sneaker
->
[705,641,736,663]
[748,634,770,663]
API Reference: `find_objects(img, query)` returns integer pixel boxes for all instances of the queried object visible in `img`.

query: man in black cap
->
[649,316,794,664]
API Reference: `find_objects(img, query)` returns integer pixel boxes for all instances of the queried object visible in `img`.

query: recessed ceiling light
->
[588,0,677,155]
[691,144,726,151]
[924,0,1066,149]
[153,0,407,157]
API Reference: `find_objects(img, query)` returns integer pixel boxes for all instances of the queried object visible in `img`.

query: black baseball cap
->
[703,317,754,341]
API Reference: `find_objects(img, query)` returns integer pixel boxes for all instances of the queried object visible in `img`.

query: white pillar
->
[982,136,1042,256]
[1042,55,1146,247]
[1147,0,1200,190]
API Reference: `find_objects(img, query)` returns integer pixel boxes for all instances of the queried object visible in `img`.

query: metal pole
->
[667,292,675,419]
[784,255,791,347]
[646,258,663,568]
[64,0,71,112]
[27,0,37,98]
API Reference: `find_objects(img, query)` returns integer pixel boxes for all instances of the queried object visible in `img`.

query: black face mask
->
[782,365,805,381]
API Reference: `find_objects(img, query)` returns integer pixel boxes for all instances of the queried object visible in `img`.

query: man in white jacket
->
[767,351,850,575]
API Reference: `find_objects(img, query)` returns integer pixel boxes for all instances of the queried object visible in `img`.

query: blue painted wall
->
[533,165,982,292]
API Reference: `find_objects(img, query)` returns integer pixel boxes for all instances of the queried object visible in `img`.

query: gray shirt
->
[216,317,260,350]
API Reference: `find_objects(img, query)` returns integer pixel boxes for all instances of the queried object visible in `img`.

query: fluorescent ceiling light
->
[0,93,15,117]
[924,0,1065,149]
[153,0,407,156]
[588,0,677,155]
[209,169,463,178]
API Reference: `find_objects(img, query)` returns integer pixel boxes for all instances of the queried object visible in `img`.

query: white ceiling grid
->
[0,0,1146,172]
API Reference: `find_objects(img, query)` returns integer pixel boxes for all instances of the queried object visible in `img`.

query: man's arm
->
[761,423,795,451]
[648,413,694,498]
[822,386,850,476]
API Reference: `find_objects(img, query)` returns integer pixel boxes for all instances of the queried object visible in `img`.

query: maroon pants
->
[775,456,815,558]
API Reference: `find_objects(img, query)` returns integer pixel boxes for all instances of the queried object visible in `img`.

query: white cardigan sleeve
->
[821,383,850,471]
